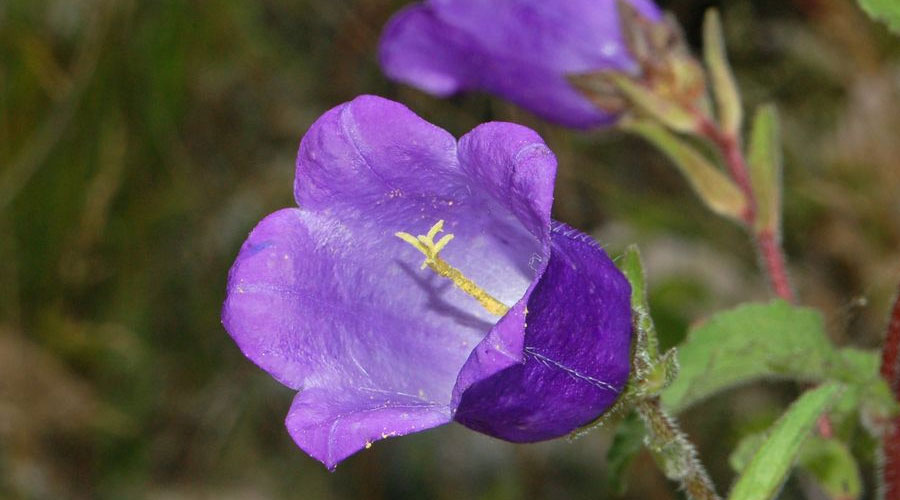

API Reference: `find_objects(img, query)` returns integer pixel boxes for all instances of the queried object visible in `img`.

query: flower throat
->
[395,220,510,316]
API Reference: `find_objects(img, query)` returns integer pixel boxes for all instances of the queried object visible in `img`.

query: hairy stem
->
[636,397,721,500]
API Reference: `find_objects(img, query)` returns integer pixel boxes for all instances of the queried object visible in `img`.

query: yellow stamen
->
[395,220,510,316]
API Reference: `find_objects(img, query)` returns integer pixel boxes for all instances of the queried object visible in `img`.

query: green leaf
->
[624,120,747,222]
[730,433,861,500]
[703,9,743,137]
[728,382,842,500]
[661,301,838,412]
[747,105,782,233]
[797,437,862,500]
[606,411,645,495]
[857,0,900,34]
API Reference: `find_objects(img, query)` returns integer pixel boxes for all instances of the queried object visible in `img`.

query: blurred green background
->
[1,0,898,498]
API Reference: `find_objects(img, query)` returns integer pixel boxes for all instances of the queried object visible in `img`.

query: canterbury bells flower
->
[222,95,632,469]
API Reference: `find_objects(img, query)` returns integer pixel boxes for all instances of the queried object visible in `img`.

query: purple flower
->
[378,0,662,129]
[222,95,631,469]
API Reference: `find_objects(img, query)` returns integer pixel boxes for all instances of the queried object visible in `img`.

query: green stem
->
[636,397,721,500]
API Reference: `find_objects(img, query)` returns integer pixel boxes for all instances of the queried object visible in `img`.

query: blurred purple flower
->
[222,95,631,469]
[378,0,662,128]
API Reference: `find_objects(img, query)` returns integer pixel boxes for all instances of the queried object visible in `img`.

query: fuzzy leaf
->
[728,382,842,500]
[662,301,838,412]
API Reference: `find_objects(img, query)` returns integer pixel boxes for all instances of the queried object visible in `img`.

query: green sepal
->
[611,75,700,133]
[703,9,743,138]
[747,104,782,233]
[623,120,747,222]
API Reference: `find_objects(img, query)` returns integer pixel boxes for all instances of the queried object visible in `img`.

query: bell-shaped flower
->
[222,95,631,469]
[378,0,662,129]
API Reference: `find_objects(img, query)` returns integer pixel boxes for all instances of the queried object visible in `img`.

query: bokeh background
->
[1,0,898,498]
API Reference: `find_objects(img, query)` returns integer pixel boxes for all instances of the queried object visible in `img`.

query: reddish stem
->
[880,288,900,500]
[757,230,796,303]
[696,116,795,303]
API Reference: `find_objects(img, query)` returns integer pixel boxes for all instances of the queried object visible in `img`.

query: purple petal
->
[428,0,659,72]
[379,0,663,128]
[378,5,477,97]
[225,97,568,465]
[286,386,450,470]
[453,222,632,441]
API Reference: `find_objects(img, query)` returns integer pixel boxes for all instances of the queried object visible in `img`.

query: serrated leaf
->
[857,0,900,34]
[747,105,782,233]
[624,120,747,222]
[703,9,743,137]
[661,301,839,412]
[728,382,842,500]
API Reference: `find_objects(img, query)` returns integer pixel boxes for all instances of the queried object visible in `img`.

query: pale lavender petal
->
[286,386,450,470]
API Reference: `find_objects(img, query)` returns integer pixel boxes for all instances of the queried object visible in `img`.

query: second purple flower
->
[378,0,662,128]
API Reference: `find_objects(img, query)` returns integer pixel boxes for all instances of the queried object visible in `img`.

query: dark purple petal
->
[454,222,632,441]
[379,0,662,128]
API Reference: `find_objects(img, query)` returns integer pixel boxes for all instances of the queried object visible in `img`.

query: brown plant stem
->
[697,115,796,303]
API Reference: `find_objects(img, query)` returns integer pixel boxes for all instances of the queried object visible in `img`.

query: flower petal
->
[428,0,660,73]
[378,5,477,97]
[453,222,632,441]
[294,95,559,324]
[379,0,663,128]
[286,385,451,470]
[223,208,476,401]
[295,94,459,213]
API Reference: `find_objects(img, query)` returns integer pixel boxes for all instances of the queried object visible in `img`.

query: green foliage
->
[623,121,747,222]
[747,105,782,233]
[797,438,862,500]
[857,0,900,34]
[703,9,742,137]
[731,433,861,500]
[728,382,842,500]
[605,411,645,495]
[662,301,837,412]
